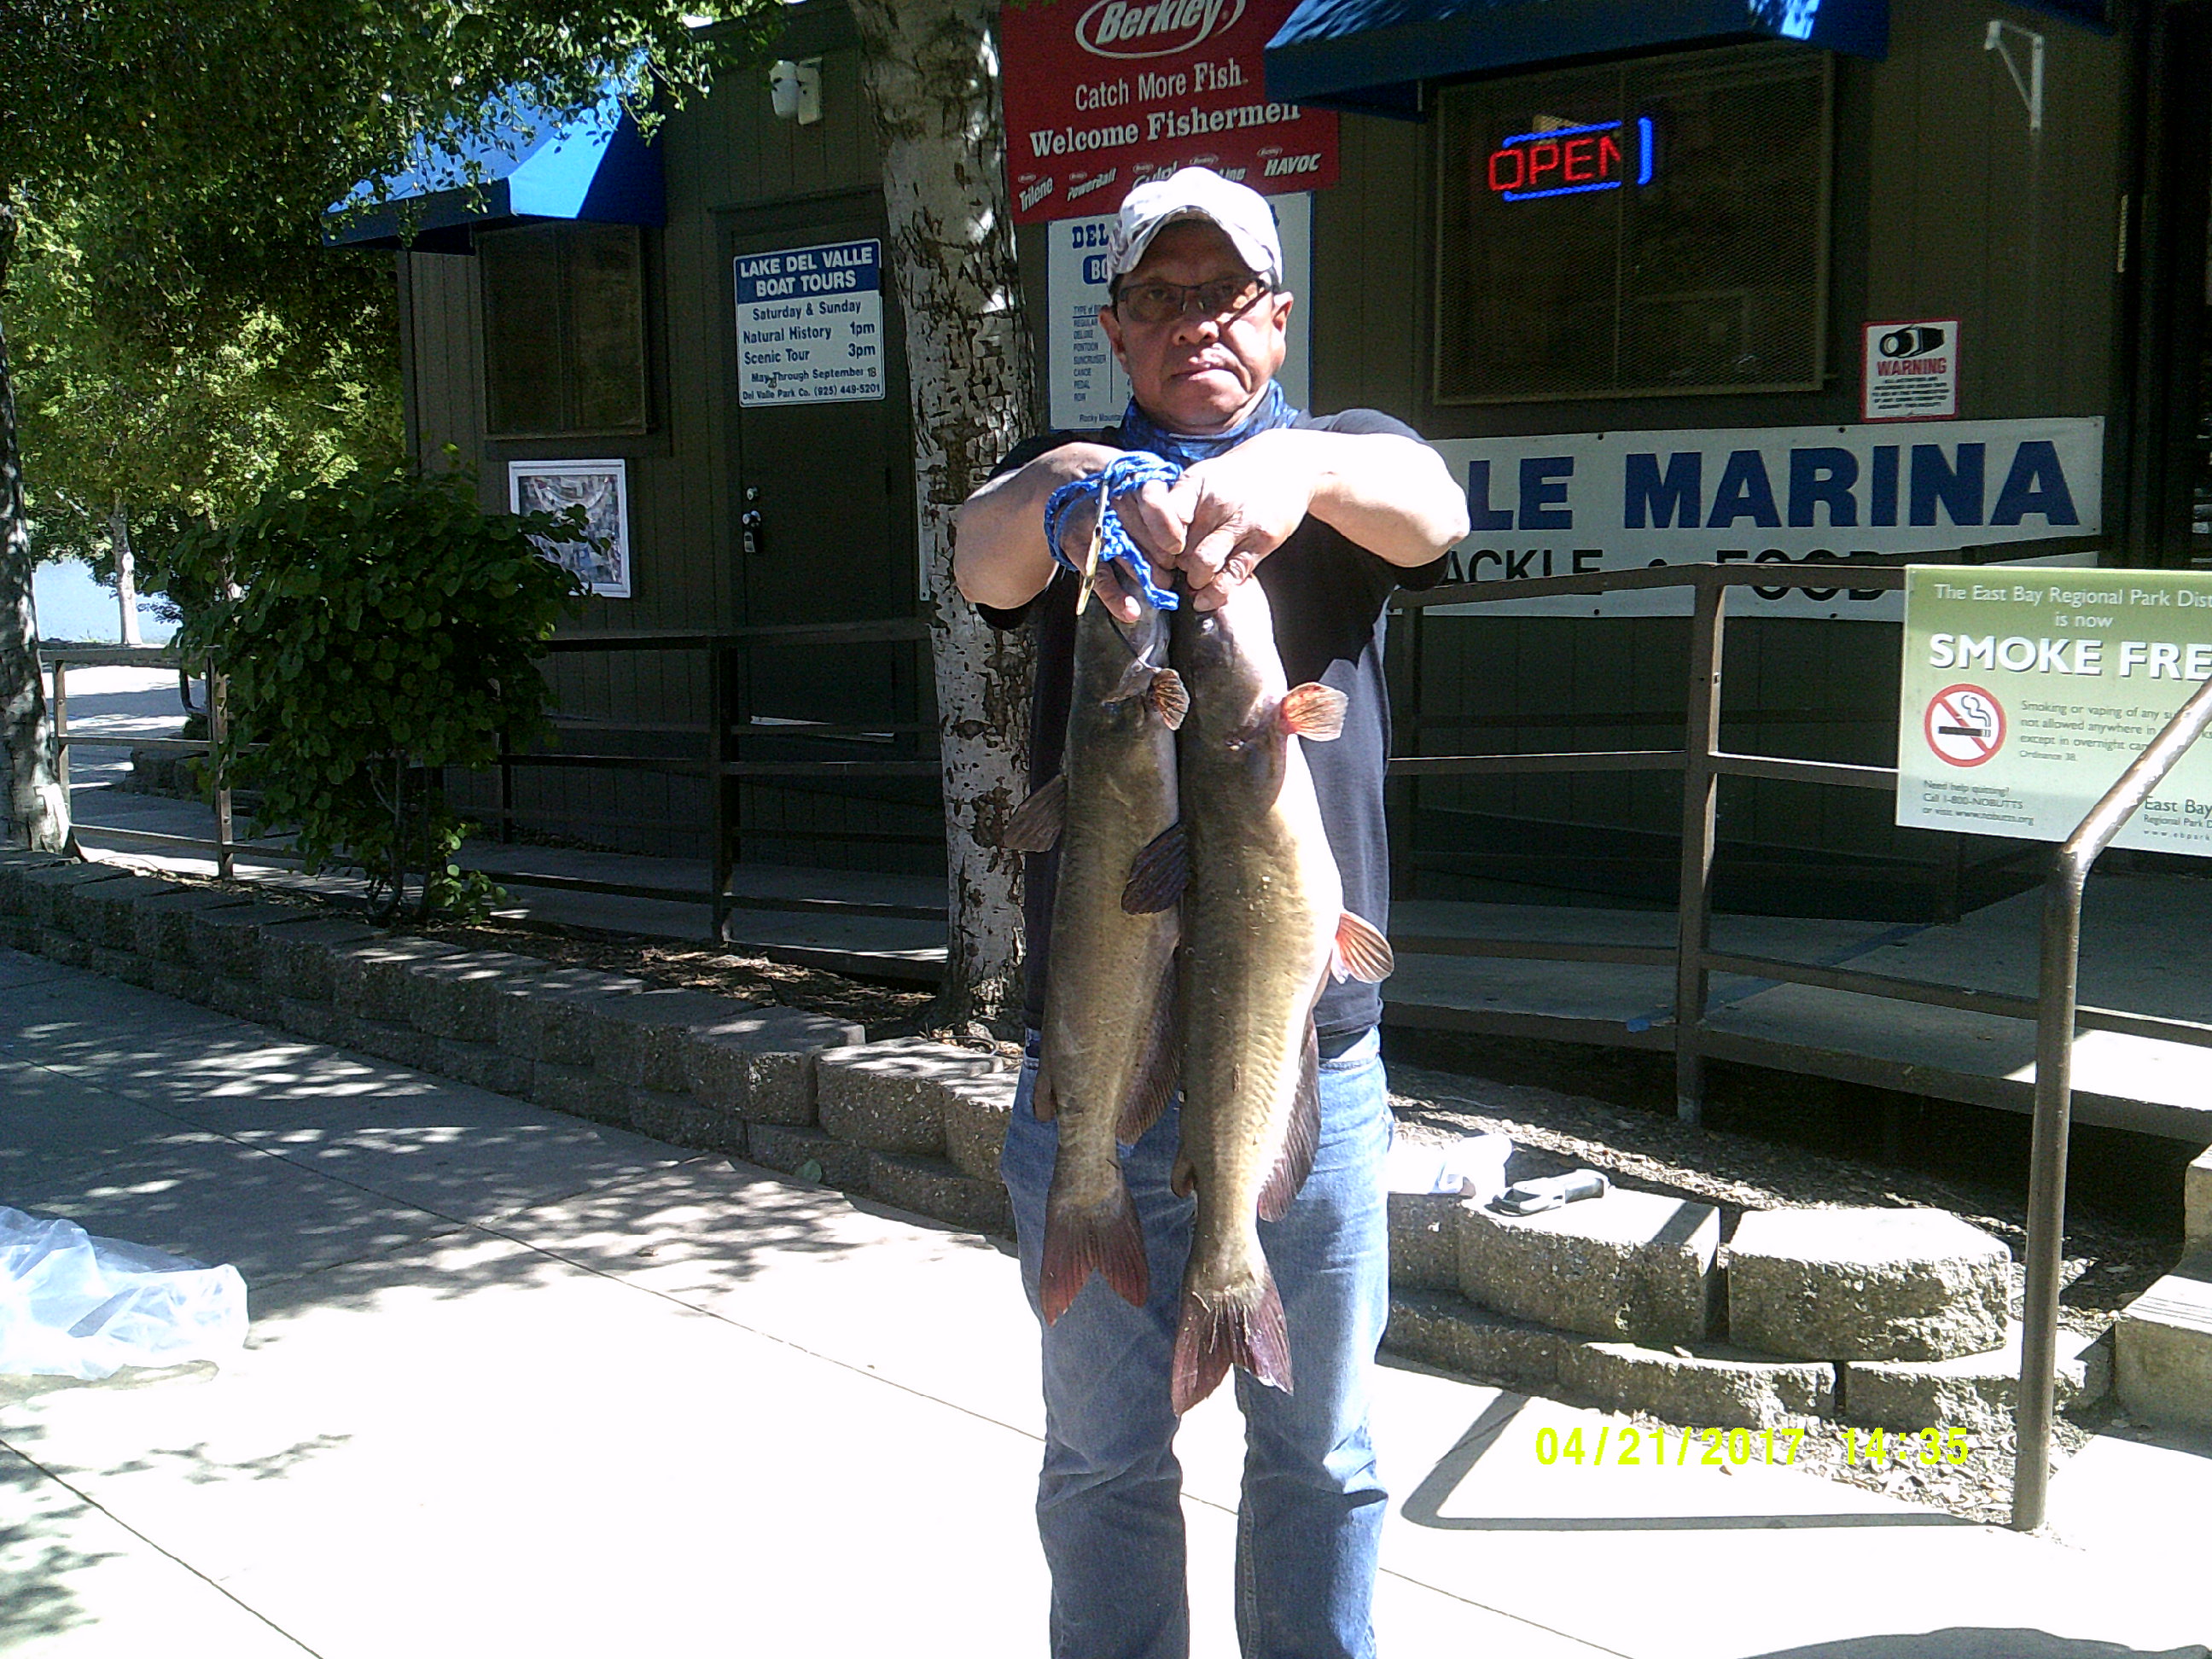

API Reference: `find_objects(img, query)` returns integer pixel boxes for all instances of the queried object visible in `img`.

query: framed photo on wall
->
[508,459,632,599]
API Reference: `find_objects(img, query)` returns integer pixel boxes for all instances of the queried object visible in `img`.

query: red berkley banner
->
[1000,0,1338,225]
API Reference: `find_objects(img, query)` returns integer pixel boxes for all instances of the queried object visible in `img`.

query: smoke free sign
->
[1897,567,2212,852]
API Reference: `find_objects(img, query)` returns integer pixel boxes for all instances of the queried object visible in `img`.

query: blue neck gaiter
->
[1115,379,1301,468]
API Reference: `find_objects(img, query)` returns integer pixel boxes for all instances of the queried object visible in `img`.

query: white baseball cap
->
[1108,167,1284,289]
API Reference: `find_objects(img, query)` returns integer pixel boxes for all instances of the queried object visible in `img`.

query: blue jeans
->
[1003,1027,1393,1659]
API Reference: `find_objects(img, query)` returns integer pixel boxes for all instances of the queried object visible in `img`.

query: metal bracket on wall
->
[1984,20,2046,132]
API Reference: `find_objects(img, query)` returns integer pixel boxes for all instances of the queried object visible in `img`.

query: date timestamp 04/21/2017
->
[1533,1424,1978,1469]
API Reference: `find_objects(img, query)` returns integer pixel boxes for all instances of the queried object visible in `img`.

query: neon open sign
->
[1486,116,1656,202]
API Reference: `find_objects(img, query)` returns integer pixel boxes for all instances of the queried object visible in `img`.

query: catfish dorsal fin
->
[1330,911,1394,984]
[1278,683,1348,741]
[999,773,1068,853]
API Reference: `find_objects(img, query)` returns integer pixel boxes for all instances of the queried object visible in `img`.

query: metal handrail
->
[2010,672,2212,1531]
[42,621,939,936]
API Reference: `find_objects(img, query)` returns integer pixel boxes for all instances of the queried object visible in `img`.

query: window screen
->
[1435,47,1831,404]
[480,223,649,438]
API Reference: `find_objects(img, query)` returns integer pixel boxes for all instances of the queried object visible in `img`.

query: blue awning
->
[1265,0,1889,119]
[325,84,662,251]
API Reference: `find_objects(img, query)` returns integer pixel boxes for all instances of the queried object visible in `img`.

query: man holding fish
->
[953,166,1470,1659]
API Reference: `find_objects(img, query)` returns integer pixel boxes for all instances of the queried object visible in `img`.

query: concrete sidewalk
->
[0,947,2203,1658]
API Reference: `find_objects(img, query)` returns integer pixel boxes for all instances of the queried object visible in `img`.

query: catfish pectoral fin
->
[1278,682,1348,741]
[1149,668,1190,731]
[1039,1176,1149,1324]
[1170,1278,1293,1414]
[1121,821,1188,915]
[1331,910,1395,983]
[1001,773,1068,853]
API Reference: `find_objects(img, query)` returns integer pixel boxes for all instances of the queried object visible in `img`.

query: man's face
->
[1099,219,1291,434]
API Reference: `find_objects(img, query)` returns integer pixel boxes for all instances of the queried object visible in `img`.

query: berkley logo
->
[1075,0,1246,60]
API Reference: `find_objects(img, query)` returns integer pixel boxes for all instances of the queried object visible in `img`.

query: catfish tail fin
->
[1170,1273,1292,1414]
[1039,1173,1149,1324]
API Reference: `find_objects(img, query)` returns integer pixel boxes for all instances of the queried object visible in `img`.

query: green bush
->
[176,465,588,920]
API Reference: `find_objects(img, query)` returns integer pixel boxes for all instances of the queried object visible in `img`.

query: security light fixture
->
[769,59,821,125]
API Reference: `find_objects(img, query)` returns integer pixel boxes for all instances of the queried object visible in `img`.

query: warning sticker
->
[1924,684,2005,767]
[1864,318,1959,422]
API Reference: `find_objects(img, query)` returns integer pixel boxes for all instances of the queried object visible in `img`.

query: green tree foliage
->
[0,1,781,847]
[175,466,588,920]
[13,199,402,593]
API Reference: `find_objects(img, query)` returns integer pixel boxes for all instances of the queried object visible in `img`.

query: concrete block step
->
[18,861,138,931]
[61,874,184,950]
[1728,1207,2011,1362]
[1386,1289,1831,1428]
[131,888,253,965]
[1842,1319,2110,1431]
[1387,1190,1462,1291]
[328,935,469,1024]
[941,1068,1019,1183]
[1387,1290,1576,1396]
[258,915,378,998]
[1456,1185,1720,1348]
[187,899,323,982]
[1560,1340,1832,1429]
[816,1040,1010,1156]
[397,950,556,1044]
[748,1122,870,1191]
[0,849,73,913]
[488,966,650,1065]
[866,1151,1011,1237]
[2116,1251,2212,1435]
[627,1086,745,1155]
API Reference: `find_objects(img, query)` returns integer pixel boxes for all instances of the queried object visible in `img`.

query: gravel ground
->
[108,873,2188,1525]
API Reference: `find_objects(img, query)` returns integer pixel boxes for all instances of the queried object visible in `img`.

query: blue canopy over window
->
[325,84,662,252]
[1264,0,1890,119]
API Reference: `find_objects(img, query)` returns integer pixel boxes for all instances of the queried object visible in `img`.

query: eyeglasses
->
[1114,275,1272,326]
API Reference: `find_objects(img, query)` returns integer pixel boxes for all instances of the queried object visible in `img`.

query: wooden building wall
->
[393,0,2149,917]
[402,6,940,873]
[1286,0,2139,918]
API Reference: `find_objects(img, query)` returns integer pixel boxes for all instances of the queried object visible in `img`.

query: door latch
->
[741,509,764,556]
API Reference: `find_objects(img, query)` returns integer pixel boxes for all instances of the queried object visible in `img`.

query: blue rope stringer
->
[1042,453,1184,611]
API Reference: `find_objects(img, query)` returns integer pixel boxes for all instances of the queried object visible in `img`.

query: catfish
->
[1003,581,1187,1323]
[1137,573,1393,1412]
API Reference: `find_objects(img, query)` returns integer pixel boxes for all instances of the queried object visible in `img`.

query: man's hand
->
[1117,428,1471,611]
[1147,434,1318,611]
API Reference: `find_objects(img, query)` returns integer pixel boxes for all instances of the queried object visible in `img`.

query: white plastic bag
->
[1385,1132,1514,1202]
[0,1207,247,1381]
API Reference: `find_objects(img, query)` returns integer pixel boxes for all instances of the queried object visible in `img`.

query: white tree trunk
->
[0,199,71,852]
[110,497,141,647]
[850,0,1037,1025]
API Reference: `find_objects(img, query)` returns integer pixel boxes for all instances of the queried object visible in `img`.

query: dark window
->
[479,223,649,437]
[1435,46,1831,404]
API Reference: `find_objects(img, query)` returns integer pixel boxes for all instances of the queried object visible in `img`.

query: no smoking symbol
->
[1925,684,2005,767]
